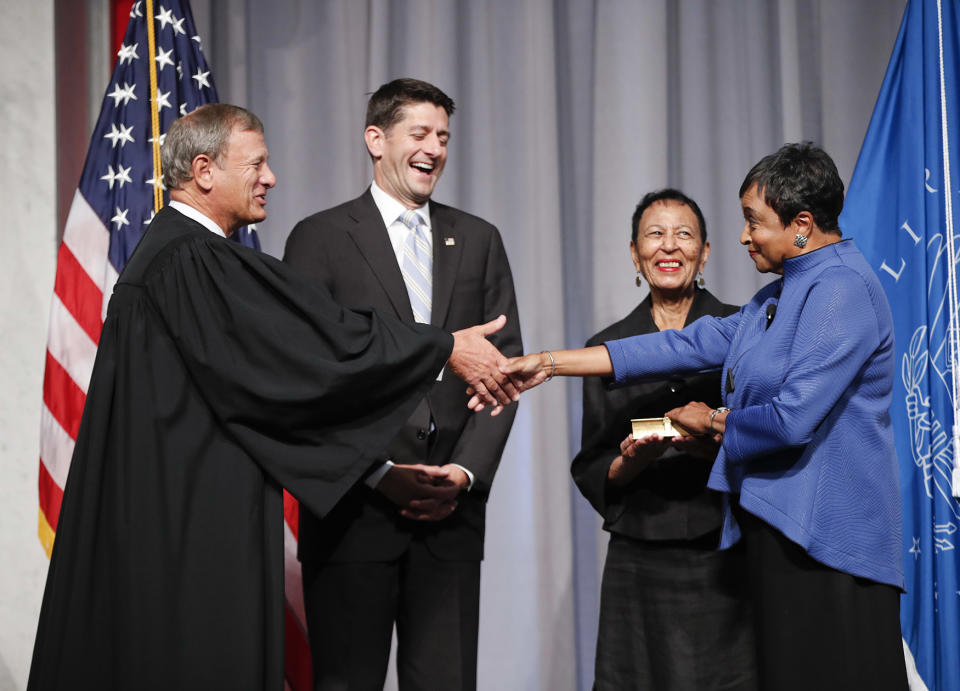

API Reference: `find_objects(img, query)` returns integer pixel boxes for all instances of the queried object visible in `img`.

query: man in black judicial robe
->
[28,104,518,691]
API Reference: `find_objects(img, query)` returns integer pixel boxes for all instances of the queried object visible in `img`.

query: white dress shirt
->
[364,182,473,491]
[169,199,226,237]
[370,180,433,265]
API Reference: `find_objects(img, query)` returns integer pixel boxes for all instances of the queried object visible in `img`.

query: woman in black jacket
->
[572,189,755,691]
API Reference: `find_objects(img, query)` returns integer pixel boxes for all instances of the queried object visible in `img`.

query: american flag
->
[40,1,312,689]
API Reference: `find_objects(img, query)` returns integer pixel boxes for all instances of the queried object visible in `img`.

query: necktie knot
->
[399,209,425,231]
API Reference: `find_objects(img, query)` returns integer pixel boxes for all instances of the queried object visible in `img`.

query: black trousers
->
[738,509,909,691]
[302,538,480,691]
[594,532,757,691]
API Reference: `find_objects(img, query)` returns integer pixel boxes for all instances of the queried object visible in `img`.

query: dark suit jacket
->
[572,289,739,541]
[284,189,522,563]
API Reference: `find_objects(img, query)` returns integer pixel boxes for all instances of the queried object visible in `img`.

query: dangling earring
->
[794,233,808,248]
[696,272,706,289]
[635,272,643,287]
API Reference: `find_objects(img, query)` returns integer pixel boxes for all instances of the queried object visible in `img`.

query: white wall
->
[0,2,57,689]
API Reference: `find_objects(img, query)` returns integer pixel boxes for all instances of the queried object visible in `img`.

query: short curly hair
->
[738,142,844,234]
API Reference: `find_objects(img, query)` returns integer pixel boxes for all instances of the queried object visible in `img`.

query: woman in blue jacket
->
[496,143,908,690]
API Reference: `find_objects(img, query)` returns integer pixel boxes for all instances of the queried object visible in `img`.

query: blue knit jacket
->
[605,240,903,589]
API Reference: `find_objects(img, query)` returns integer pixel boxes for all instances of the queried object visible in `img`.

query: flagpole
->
[144,0,163,213]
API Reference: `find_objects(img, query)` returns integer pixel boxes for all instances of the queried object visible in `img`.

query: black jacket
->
[572,289,738,541]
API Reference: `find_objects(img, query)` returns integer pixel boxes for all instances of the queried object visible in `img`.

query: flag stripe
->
[39,405,76,490]
[283,497,310,691]
[284,604,312,691]
[46,295,98,395]
[43,352,87,441]
[54,243,103,345]
[61,191,110,295]
[101,262,120,322]
[38,459,65,534]
[283,512,306,622]
[283,489,300,541]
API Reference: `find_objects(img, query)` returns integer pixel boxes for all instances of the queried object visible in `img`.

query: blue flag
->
[841,0,960,688]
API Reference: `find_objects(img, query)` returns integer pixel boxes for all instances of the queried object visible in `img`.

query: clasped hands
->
[376,463,470,521]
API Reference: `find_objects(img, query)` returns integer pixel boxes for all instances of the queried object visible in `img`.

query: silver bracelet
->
[541,350,557,381]
[710,406,731,432]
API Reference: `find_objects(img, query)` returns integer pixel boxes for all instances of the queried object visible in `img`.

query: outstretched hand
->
[503,352,551,389]
[449,315,521,412]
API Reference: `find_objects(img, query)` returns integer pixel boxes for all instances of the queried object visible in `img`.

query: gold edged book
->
[630,417,690,438]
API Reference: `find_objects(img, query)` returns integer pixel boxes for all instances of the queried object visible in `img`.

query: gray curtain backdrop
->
[188,1,905,688]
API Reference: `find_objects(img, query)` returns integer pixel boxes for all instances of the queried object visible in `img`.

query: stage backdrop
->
[181,1,905,688]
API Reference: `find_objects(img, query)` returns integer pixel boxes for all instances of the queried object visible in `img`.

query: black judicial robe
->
[28,206,453,691]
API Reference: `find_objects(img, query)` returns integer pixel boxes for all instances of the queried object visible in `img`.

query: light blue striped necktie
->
[398,209,433,323]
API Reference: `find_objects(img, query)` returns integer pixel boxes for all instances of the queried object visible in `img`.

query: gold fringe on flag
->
[38,510,55,558]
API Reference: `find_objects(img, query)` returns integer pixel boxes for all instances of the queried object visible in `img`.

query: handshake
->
[445,314,529,415]
[448,315,576,414]
[449,319,586,414]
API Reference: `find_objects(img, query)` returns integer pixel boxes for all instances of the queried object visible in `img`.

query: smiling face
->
[210,127,276,232]
[739,183,797,274]
[365,101,449,209]
[631,200,709,300]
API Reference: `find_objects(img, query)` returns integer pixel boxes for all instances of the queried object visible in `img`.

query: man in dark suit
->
[284,78,522,691]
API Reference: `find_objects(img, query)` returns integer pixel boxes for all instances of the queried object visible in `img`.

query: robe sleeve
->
[142,233,454,517]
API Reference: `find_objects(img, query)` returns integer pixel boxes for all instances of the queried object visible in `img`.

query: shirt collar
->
[370,180,431,230]
[168,200,227,238]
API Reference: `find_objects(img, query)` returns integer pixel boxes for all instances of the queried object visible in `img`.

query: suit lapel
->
[346,190,416,320]
[429,203,463,328]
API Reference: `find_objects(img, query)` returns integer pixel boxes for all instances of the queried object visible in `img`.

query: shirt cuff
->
[364,459,394,488]
[451,463,474,490]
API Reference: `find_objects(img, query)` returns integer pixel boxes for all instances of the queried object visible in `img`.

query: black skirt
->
[594,532,757,690]
[737,509,909,691]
